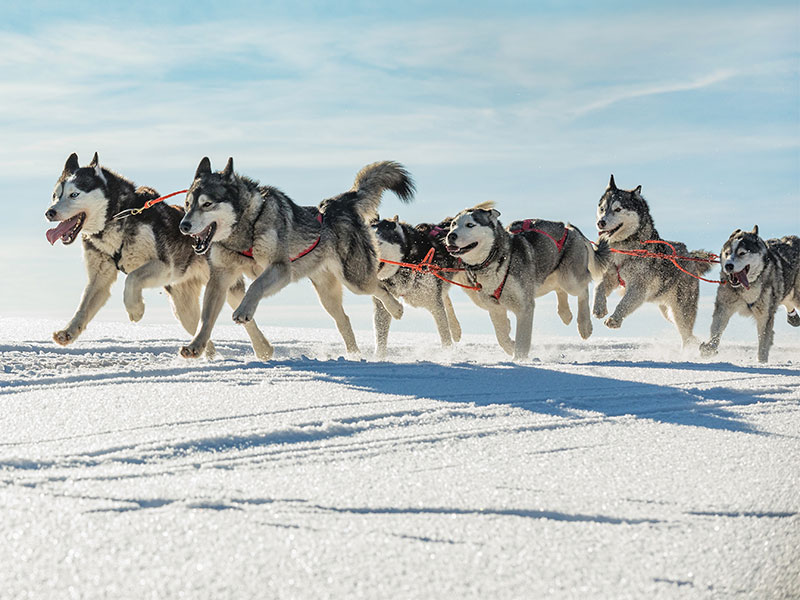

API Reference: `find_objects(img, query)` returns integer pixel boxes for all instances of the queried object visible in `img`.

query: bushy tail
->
[351,161,415,221]
[569,224,611,280]
[687,250,716,275]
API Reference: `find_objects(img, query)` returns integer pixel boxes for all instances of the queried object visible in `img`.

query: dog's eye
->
[202,202,213,209]
[69,192,79,198]
[614,207,621,213]
[466,223,475,228]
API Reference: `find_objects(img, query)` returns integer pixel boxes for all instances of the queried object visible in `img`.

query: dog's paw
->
[558,307,573,326]
[578,320,593,340]
[604,316,622,329]
[699,341,718,357]
[252,341,274,362]
[205,341,217,359]
[788,311,800,327]
[593,306,608,319]
[53,329,76,346]
[126,301,145,323]
[232,304,255,324]
[180,343,205,359]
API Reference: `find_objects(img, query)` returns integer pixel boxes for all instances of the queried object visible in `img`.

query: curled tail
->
[569,224,611,280]
[351,161,415,221]
[687,250,716,275]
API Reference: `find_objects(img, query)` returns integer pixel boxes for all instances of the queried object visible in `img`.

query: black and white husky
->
[177,158,414,359]
[45,153,218,354]
[373,216,462,356]
[700,226,800,362]
[444,202,609,360]
[593,175,713,346]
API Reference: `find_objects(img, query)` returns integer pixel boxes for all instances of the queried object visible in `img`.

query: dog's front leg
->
[232,262,291,324]
[755,309,776,363]
[181,267,238,358]
[592,270,618,319]
[443,292,462,343]
[54,254,118,346]
[604,282,646,329]
[123,260,170,322]
[699,293,734,357]
[373,297,392,358]
[513,302,535,361]
[488,306,515,356]
[428,294,454,348]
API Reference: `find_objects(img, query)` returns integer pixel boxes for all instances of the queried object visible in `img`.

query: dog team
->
[45,153,800,363]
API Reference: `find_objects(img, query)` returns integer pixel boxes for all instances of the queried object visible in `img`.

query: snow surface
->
[1,317,799,599]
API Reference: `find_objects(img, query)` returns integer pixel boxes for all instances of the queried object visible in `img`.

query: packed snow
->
[1,316,798,599]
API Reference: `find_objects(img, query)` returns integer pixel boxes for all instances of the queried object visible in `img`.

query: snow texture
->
[1,318,798,599]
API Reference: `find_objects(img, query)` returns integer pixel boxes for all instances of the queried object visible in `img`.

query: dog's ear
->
[89,152,107,184]
[608,174,617,190]
[222,157,235,181]
[751,225,759,236]
[489,208,501,220]
[195,157,212,180]
[89,152,99,168]
[633,185,642,197]
[62,153,80,179]
[391,214,399,223]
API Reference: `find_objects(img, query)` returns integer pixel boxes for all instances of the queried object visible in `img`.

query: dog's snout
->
[447,232,457,243]
[597,219,606,229]
[45,208,57,221]
[724,262,735,273]
[179,221,192,234]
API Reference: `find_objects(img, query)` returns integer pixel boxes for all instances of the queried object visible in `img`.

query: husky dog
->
[373,216,462,356]
[178,158,414,359]
[444,202,609,360]
[593,175,713,346]
[700,227,800,362]
[45,153,211,352]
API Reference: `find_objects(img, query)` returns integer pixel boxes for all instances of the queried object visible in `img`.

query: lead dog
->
[178,158,414,359]
[373,216,462,356]
[700,226,800,362]
[444,202,609,360]
[593,175,713,346]
[45,153,226,355]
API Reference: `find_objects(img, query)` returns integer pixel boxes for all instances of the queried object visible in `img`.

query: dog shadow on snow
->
[269,355,793,436]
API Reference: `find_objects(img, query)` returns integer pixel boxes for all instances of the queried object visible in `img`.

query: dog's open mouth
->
[46,213,86,245]
[728,265,750,289]
[192,222,217,255]
[598,223,623,238]
[447,242,478,256]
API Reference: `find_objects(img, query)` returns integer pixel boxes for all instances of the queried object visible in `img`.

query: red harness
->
[240,212,323,261]
[491,220,569,301]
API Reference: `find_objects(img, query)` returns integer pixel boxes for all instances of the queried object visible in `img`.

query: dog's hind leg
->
[429,295,454,348]
[755,309,776,363]
[658,305,672,323]
[488,307,515,355]
[373,297,392,358]
[311,270,359,355]
[371,284,404,320]
[556,290,573,325]
[226,277,273,361]
[124,260,171,322]
[670,284,700,348]
[513,303,535,360]
[443,292,462,343]
[576,287,593,340]
[54,252,118,346]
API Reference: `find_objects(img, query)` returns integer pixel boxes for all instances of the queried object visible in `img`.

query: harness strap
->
[509,219,568,252]
[491,257,512,301]
[112,189,188,221]
[616,265,625,287]
[240,212,323,261]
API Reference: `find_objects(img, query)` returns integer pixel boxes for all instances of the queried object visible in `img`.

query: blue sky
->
[1,1,798,339]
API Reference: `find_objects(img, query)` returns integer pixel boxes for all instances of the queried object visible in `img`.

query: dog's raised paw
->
[126,302,145,322]
[232,306,254,324]
[53,329,75,346]
[593,306,608,319]
[604,316,621,329]
[788,311,800,327]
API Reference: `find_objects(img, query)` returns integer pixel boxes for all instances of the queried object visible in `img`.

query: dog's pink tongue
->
[46,217,77,245]
[739,269,750,289]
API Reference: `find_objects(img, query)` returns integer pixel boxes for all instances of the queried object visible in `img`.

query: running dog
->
[444,202,609,360]
[593,175,713,346]
[45,153,272,360]
[178,158,414,359]
[373,216,462,356]
[700,226,800,362]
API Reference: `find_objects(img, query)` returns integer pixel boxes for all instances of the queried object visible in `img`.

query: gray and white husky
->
[700,226,800,362]
[178,158,414,359]
[373,216,462,356]
[444,202,609,360]
[45,152,220,354]
[593,175,713,346]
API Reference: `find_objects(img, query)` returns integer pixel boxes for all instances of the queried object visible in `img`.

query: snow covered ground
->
[1,317,799,599]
